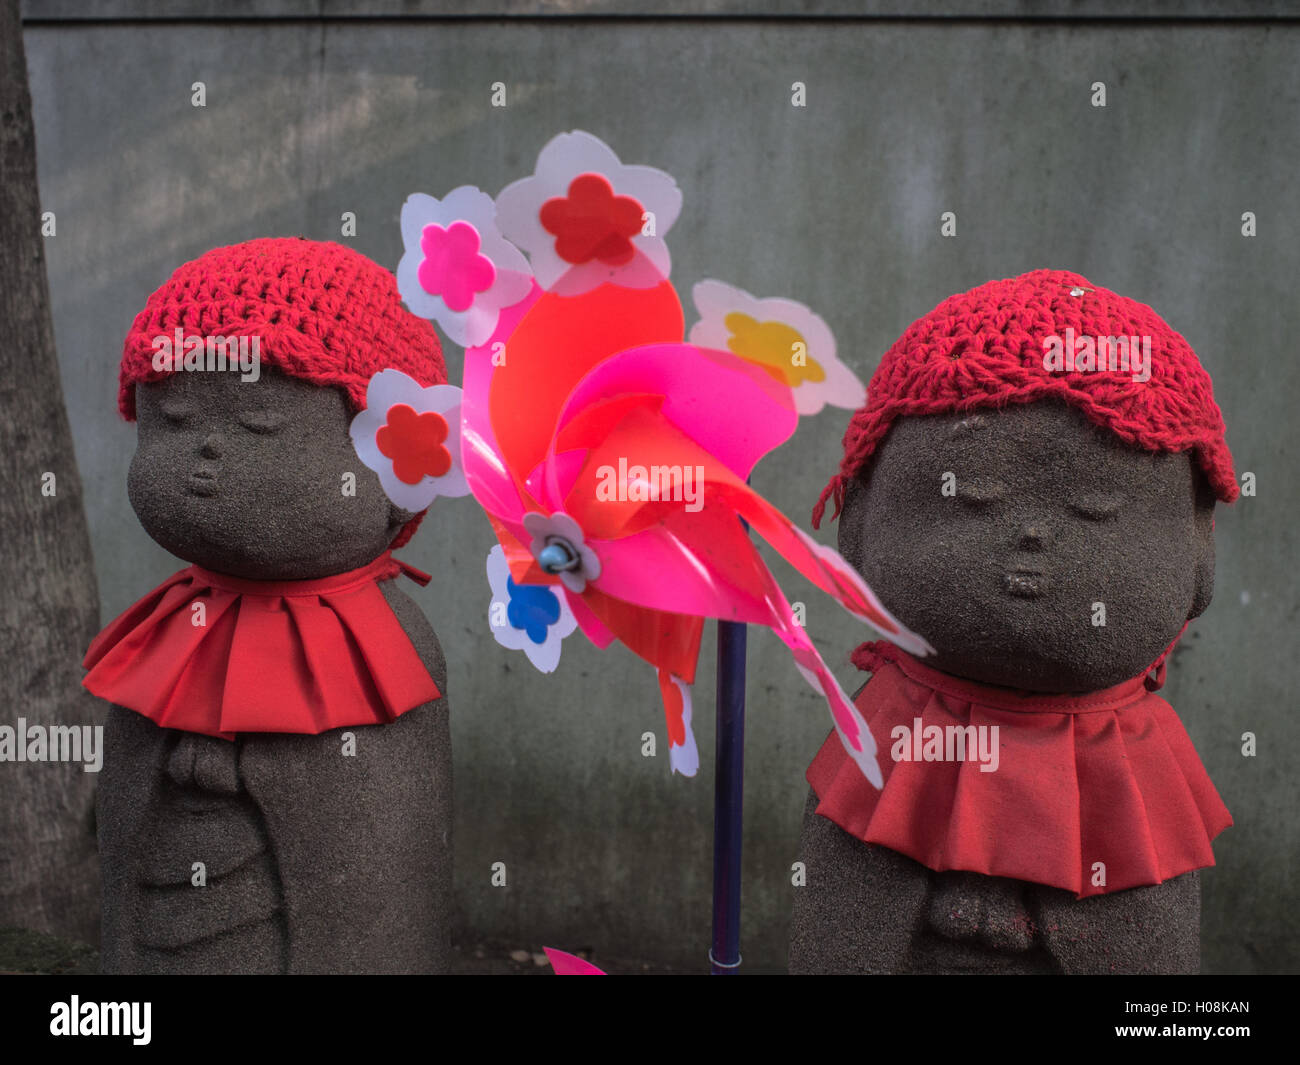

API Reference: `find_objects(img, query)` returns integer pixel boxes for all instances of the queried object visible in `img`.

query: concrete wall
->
[22,2,1298,972]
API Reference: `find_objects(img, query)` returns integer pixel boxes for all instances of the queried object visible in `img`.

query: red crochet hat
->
[120,237,446,547]
[813,269,1238,528]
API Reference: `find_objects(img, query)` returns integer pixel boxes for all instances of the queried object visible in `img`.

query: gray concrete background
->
[19,2,1300,20]
[22,5,1298,972]
[21,2,1300,20]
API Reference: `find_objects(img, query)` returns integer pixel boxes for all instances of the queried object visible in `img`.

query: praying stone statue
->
[791,270,1235,974]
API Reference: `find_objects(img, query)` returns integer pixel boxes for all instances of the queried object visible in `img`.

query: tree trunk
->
[0,0,102,945]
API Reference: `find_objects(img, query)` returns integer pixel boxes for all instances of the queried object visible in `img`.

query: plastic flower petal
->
[350,369,470,511]
[486,544,576,673]
[397,187,534,347]
[376,405,453,484]
[419,221,496,312]
[495,130,682,296]
[658,670,699,777]
[688,279,866,415]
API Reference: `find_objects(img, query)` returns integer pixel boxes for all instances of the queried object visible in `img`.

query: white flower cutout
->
[689,279,866,416]
[522,511,601,595]
[495,130,682,296]
[661,672,699,777]
[349,369,470,512]
[486,544,577,674]
[396,186,534,348]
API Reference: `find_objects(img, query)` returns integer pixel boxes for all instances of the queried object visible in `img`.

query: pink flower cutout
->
[540,173,645,267]
[418,221,497,312]
[376,404,453,485]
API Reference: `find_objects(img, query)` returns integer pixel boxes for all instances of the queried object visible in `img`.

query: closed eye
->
[237,410,288,434]
[956,479,1007,507]
[159,402,193,426]
[1070,494,1123,522]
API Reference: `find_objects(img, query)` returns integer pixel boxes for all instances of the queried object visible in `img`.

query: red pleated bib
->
[83,553,440,740]
[807,648,1231,897]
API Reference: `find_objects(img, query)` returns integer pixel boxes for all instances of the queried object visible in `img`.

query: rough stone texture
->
[792,399,1214,973]
[129,368,415,580]
[24,14,1295,972]
[98,688,451,974]
[791,787,1201,974]
[95,369,450,973]
[0,0,101,945]
[839,400,1216,692]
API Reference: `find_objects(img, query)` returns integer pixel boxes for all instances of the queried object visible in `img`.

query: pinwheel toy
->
[374,130,934,971]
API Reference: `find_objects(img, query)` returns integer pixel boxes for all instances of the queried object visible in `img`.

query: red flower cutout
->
[375,404,453,485]
[418,221,496,312]
[539,173,645,267]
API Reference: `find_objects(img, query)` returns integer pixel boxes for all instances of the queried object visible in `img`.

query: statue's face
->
[839,399,1216,692]
[130,368,412,579]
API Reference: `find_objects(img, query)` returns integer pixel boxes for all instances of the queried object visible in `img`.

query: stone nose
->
[1017,524,1049,552]
[199,433,224,459]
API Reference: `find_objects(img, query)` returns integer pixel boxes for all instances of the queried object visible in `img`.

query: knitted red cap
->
[120,237,447,548]
[812,269,1238,528]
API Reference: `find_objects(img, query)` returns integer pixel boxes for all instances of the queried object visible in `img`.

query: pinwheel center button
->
[538,538,581,574]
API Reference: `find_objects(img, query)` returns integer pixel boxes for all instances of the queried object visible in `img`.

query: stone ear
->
[1188,473,1216,620]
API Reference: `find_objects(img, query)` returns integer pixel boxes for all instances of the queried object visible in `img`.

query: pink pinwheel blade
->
[584,519,777,627]
[488,279,685,487]
[544,947,606,975]
[562,584,618,649]
[550,402,779,623]
[462,281,542,524]
[576,586,704,684]
[715,480,934,659]
[553,342,798,483]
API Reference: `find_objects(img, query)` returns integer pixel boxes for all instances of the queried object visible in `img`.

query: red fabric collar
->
[83,553,439,740]
[808,647,1231,897]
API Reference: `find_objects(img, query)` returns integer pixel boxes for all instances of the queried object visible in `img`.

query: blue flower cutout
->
[487,545,577,673]
[505,575,562,645]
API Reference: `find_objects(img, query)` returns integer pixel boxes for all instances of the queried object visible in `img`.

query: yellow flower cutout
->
[723,313,826,387]
[689,280,865,416]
